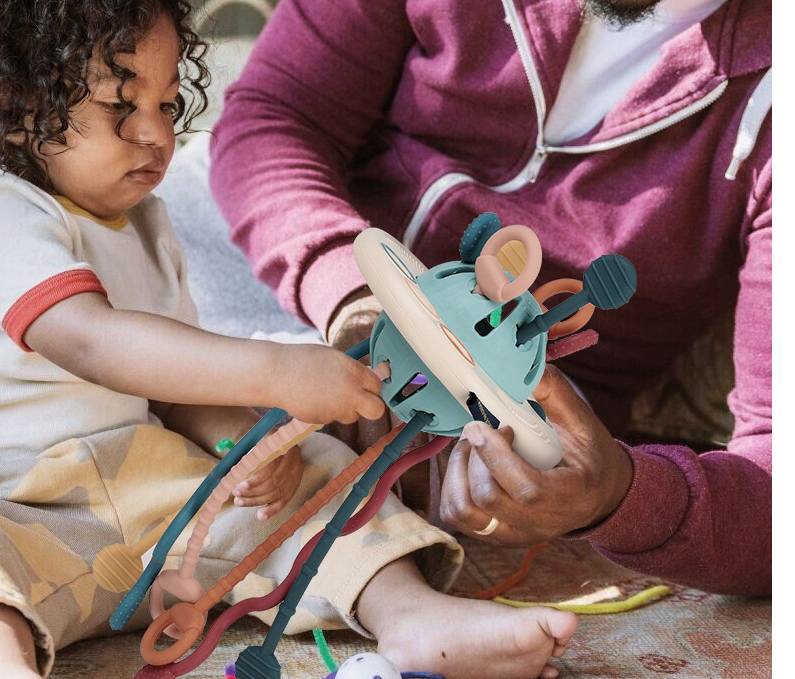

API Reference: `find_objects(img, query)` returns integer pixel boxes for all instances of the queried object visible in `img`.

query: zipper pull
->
[525,146,548,183]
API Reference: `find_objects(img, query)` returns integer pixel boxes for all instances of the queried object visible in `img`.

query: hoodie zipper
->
[401,0,728,249]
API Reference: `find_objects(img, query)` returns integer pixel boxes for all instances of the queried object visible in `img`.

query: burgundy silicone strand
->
[134,434,452,679]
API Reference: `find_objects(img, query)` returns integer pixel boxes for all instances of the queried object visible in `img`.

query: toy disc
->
[354,228,562,469]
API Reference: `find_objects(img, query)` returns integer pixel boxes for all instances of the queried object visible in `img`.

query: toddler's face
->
[41,13,180,218]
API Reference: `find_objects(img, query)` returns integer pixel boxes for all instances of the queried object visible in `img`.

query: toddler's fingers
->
[234,471,277,496]
[356,391,386,421]
[539,665,559,679]
[235,477,281,499]
[361,367,384,395]
[233,485,283,507]
[257,500,287,521]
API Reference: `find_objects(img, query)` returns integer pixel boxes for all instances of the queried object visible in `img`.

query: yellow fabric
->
[53,195,128,230]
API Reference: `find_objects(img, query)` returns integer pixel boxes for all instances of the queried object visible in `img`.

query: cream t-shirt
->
[0,172,198,455]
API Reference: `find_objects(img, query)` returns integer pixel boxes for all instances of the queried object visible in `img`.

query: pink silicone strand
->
[180,418,320,578]
[180,362,391,579]
[546,329,599,361]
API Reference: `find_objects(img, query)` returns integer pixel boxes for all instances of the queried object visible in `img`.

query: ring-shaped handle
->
[474,224,543,303]
[140,601,205,665]
[149,569,206,639]
[532,278,594,340]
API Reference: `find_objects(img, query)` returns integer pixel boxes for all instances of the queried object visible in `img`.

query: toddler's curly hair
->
[0,0,210,191]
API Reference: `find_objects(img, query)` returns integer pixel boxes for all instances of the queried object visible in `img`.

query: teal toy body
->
[355,213,637,471]
[371,262,547,431]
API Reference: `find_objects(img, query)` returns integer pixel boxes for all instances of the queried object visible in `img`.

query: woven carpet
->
[50,536,771,679]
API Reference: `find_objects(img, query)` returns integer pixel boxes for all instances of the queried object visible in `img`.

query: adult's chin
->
[582,0,663,27]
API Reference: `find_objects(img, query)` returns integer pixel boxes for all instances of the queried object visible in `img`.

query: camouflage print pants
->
[0,424,462,677]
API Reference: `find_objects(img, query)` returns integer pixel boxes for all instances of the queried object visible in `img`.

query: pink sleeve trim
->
[2,269,108,351]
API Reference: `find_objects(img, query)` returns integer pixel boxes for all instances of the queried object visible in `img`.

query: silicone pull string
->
[182,420,321,577]
[110,339,371,630]
[517,254,636,345]
[134,435,451,679]
[235,411,433,679]
[140,424,403,666]
[147,420,323,639]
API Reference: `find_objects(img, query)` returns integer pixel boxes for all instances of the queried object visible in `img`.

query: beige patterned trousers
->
[0,424,462,677]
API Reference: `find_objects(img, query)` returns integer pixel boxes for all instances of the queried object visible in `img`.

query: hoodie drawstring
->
[725,68,772,181]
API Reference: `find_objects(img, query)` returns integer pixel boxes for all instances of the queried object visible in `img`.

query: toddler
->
[0,2,577,678]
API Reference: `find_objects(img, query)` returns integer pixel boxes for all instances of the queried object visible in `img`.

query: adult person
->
[210,0,771,596]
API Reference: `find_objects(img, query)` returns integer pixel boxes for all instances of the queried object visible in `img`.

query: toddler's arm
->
[24,291,384,426]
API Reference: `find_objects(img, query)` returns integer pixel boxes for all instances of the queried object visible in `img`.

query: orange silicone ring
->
[532,278,594,340]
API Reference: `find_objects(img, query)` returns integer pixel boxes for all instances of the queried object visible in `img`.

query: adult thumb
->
[533,364,591,431]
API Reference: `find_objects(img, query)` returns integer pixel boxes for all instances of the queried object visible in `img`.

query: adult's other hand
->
[439,364,633,546]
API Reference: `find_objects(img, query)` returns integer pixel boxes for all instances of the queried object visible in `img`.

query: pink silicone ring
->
[474,225,543,303]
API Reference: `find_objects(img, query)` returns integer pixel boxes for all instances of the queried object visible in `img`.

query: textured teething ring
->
[533,278,595,340]
[141,422,403,665]
[474,224,543,303]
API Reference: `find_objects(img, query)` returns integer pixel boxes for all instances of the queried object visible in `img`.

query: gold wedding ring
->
[474,516,500,536]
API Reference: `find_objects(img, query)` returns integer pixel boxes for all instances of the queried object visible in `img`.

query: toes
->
[546,610,578,645]
[552,643,567,658]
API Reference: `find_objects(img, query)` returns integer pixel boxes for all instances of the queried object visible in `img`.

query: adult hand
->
[439,364,633,546]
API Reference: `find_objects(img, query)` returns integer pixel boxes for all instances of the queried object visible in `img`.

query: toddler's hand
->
[232,444,305,521]
[276,343,385,425]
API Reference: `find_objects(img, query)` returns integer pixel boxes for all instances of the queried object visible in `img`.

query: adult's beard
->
[582,0,663,28]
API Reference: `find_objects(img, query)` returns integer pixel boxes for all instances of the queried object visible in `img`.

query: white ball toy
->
[335,653,402,679]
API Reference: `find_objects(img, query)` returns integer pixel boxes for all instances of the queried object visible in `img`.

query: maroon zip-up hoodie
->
[210,0,772,595]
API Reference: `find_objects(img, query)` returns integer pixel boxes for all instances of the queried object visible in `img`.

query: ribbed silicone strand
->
[141,426,404,668]
[182,359,390,579]
[247,412,431,674]
[111,339,371,630]
[180,420,322,578]
[203,425,399,608]
[545,329,598,362]
[134,435,452,679]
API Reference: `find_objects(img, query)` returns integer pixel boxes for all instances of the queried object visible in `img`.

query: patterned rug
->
[50,536,770,679]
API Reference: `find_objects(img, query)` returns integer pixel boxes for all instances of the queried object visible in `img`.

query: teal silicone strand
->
[235,411,431,679]
[109,339,371,630]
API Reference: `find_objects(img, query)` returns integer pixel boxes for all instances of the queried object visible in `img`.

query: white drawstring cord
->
[725,68,772,181]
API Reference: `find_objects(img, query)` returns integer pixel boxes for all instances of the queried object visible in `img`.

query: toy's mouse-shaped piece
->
[353,214,636,470]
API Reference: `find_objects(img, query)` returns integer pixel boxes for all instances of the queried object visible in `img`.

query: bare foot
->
[357,558,578,679]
